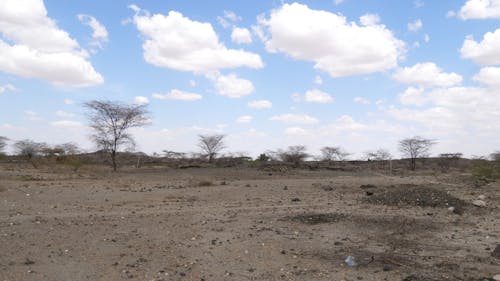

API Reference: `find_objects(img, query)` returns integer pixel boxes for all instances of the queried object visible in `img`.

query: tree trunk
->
[411,158,416,171]
[111,150,117,172]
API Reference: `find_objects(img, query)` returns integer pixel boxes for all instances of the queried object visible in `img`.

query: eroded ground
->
[0,164,499,281]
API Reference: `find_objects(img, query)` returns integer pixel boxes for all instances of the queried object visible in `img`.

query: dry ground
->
[0,163,499,281]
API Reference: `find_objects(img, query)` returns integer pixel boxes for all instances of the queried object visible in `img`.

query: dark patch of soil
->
[364,185,467,211]
[288,213,348,224]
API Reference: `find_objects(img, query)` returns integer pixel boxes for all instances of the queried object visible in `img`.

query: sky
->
[1,0,500,159]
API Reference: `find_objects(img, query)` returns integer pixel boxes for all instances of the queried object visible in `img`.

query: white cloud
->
[77,14,108,49]
[55,110,75,118]
[224,10,242,22]
[408,19,423,32]
[473,66,500,87]
[459,0,500,19]
[460,29,500,65]
[333,0,344,5]
[392,62,462,88]
[236,115,253,123]
[24,110,43,121]
[304,89,333,103]
[327,115,366,131]
[360,14,380,26]
[189,79,196,87]
[63,98,74,105]
[0,83,15,94]
[255,3,405,78]
[388,86,500,132]
[211,73,254,98]
[133,96,150,105]
[130,6,263,73]
[314,75,323,85]
[51,120,83,128]
[354,96,370,105]
[0,0,103,87]
[152,89,202,101]
[270,113,319,125]
[231,27,252,44]
[424,34,430,43]
[414,0,425,8]
[398,87,426,106]
[248,100,272,109]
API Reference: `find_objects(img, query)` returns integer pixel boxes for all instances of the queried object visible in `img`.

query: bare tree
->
[0,136,8,154]
[14,139,48,167]
[320,146,350,162]
[85,100,149,171]
[278,145,309,167]
[399,136,436,170]
[198,134,225,163]
[490,151,500,162]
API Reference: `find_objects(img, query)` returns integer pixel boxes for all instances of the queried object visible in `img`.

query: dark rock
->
[492,244,500,259]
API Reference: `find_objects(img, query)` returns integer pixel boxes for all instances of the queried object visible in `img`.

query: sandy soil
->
[0,164,499,281]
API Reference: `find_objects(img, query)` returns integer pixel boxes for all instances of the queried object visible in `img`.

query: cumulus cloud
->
[248,100,272,109]
[0,0,103,87]
[236,115,253,123]
[231,27,252,44]
[459,0,500,19]
[408,19,423,32]
[270,113,319,125]
[77,14,108,49]
[460,29,500,65]
[0,83,16,94]
[392,62,462,88]
[398,87,427,106]
[64,99,74,105]
[285,127,308,136]
[152,89,202,101]
[473,66,500,87]
[133,96,150,105]
[304,89,333,103]
[314,75,323,85]
[130,6,263,73]
[360,14,381,26]
[388,86,500,131]
[255,3,404,77]
[210,73,254,98]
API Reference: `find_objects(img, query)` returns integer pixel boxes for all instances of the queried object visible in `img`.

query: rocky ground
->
[0,163,499,281]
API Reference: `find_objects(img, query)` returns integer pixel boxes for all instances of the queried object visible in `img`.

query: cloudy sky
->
[1,0,499,158]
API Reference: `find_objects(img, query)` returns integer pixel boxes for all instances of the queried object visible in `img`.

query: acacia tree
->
[85,100,149,171]
[320,146,350,162]
[0,136,8,154]
[198,134,225,163]
[278,145,309,167]
[14,139,48,168]
[365,149,392,161]
[399,136,436,170]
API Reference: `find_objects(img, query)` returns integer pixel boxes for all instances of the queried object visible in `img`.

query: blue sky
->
[1,0,500,158]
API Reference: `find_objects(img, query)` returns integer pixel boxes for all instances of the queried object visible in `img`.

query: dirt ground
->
[0,163,499,281]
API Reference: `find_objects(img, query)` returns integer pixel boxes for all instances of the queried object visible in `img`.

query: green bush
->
[471,161,500,181]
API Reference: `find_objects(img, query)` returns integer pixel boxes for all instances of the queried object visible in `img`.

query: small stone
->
[478,194,486,200]
[291,198,300,202]
[448,206,455,212]
[493,274,500,281]
[365,191,374,196]
[472,200,486,207]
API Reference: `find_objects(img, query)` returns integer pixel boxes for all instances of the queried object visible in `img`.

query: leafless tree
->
[55,142,81,155]
[14,139,48,168]
[399,136,436,170]
[365,149,392,161]
[320,146,350,162]
[85,100,149,171]
[278,145,309,166]
[438,153,463,172]
[0,136,8,154]
[490,151,500,162]
[198,134,225,163]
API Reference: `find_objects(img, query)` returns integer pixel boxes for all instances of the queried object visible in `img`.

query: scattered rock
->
[365,191,374,196]
[360,184,377,189]
[478,195,486,200]
[492,274,500,281]
[291,198,301,202]
[472,200,486,207]
[24,258,35,265]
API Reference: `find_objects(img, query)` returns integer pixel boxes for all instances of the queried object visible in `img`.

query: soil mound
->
[365,185,467,211]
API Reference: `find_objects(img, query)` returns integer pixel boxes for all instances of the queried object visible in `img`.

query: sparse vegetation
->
[276,145,309,167]
[320,146,350,162]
